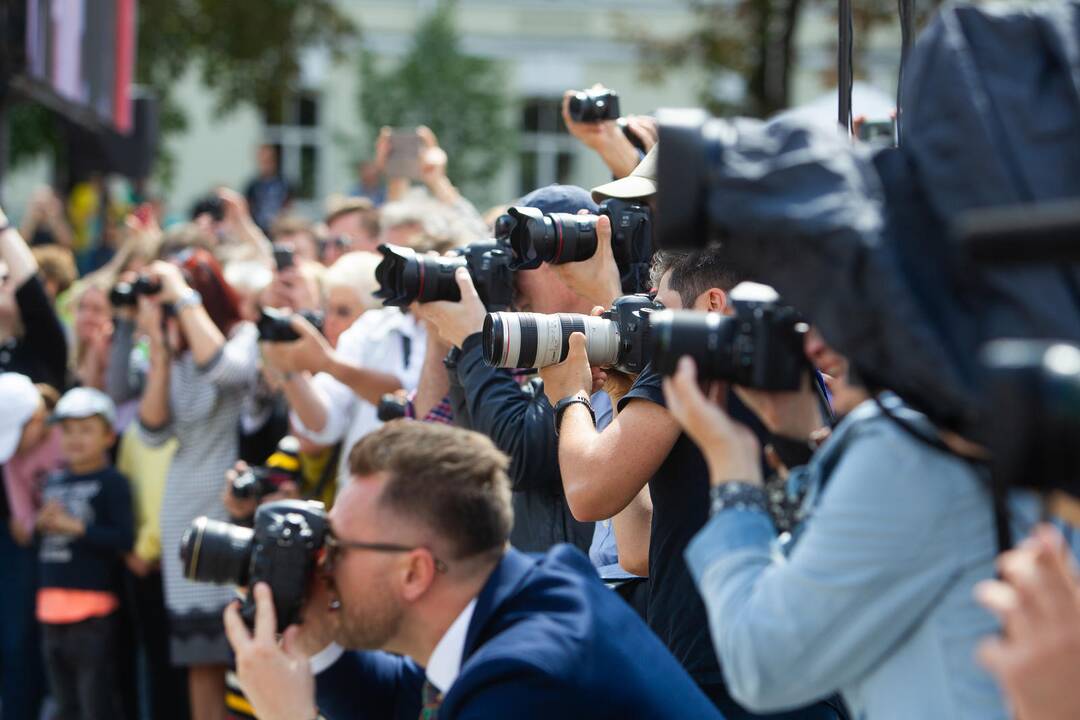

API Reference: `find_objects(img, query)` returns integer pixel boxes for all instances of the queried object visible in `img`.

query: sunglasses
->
[323,532,448,574]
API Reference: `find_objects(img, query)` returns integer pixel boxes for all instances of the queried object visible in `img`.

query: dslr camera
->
[483,293,657,374]
[231,436,302,502]
[109,275,162,308]
[257,307,325,342]
[180,499,328,632]
[650,283,808,390]
[374,239,514,311]
[568,88,621,123]
[506,199,653,294]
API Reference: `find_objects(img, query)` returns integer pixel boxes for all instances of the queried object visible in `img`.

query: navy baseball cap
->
[518,184,599,215]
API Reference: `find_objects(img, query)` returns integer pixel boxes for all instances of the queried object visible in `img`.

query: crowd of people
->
[3,4,1080,719]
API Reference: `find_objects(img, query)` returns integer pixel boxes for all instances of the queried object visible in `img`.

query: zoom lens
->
[373,243,465,306]
[507,207,599,270]
[179,516,255,587]
[482,312,621,369]
[649,310,737,379]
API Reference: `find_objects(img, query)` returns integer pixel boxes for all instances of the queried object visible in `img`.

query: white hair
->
[323,251,383,310]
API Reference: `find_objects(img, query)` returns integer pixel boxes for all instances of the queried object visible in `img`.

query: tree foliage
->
[640,0,942,118]
[358,1,513,193]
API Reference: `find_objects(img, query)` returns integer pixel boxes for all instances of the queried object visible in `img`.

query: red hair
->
[177,249,242,336]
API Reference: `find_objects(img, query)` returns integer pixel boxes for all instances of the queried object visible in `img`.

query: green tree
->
[10,0,356,183]
[358,1,513,195]
[640,0,941,118]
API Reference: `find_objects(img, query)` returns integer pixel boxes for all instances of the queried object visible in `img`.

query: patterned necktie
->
[420,678,443,720]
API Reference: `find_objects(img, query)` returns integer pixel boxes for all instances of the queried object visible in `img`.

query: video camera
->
[373,239,514,312]
[650,283,809,390]
[482,293,657,374]
[505,199,653,294]
[180,500,327,632]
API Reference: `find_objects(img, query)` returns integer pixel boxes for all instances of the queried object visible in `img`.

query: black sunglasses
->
[324,532,448,574]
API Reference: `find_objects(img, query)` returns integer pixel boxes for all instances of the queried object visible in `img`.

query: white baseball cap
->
[52,387,117,427]
[0,373,43,464]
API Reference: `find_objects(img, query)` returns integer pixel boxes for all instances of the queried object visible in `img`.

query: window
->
[519,97,577,195]
[260,91,323,200]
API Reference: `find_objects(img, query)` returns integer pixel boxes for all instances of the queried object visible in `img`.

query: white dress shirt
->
[424,598,477,693]
[291,307,426,488]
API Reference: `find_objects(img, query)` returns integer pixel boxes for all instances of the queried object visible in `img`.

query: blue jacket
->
[317,545,723,719]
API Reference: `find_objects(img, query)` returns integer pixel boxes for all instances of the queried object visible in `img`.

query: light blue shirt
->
[685,396,1074,720]
[585,392,637,580]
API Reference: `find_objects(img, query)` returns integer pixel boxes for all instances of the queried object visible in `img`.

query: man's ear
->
[400,549,439,604]
[703,288,728,313]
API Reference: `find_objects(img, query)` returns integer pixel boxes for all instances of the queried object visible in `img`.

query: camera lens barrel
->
[374,243,465,306]
[482,312,621,369]
[650,310,737,378]
[179,516,255,587]
[507,207,599,269]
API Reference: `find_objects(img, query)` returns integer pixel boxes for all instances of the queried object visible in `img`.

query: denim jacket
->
[685,396,1063,720]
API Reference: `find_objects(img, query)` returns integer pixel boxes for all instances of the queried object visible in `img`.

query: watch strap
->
[554,393,595,437]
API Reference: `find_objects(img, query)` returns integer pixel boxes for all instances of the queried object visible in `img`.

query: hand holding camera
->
[259,311,333,376]
[662,357,763,488]
[539,332,595,406]
[410,267,489,348]
[546,213,622,309]
[562,85,642,179]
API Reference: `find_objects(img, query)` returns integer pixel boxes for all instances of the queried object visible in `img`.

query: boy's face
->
[58,416,115,469]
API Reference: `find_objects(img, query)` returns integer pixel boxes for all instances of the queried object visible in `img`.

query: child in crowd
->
[35,387,133,720]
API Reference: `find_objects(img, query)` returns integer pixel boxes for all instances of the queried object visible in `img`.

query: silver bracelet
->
[174,289,203,314]
[709,482,770,517]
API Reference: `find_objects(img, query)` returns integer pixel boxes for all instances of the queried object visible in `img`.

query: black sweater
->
[38,466,134,593]
[449,333,593,554]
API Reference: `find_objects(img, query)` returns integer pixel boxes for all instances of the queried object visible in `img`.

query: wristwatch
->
[174,288,203,314]
[554,393,595,436]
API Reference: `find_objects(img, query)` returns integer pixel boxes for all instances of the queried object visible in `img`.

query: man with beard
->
[223,422,720,720]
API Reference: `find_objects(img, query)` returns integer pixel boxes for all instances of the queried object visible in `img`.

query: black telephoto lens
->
[650,310,737,379]
[179,516,255,587]
[507,207,598,269]
[373,243,465,306]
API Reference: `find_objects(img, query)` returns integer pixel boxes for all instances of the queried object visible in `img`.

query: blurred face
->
[380,222,423,249]
[264,265,319,313]
[75,287,111,344]
[58,416,114,470]
[325,286,366,348]
[278,231,318,262]
[328,211,378,254]
[513,263,590,314]
[803,327,847,379]
[257,146,277,176]
[326,475,408,651]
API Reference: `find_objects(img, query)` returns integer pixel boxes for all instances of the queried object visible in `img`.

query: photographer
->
[562,85,657,179]
[223,422,722,720]
[259,299,425,486]
[412,185,603,555]
[540,249,848,720]
[662,350,1040,718]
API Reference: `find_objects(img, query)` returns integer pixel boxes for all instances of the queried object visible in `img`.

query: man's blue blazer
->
[316,544,723,719]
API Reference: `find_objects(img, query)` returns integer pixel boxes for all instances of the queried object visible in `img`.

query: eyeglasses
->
[324,532,448,574]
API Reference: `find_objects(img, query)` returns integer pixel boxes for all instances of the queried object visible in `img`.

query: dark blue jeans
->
[0,526,46,720]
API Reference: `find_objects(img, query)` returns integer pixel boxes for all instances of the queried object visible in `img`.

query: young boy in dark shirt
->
[35,387,133,720]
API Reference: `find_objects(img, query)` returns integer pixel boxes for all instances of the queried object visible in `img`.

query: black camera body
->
[231,466,282,500]
[256,307,325,342]
[568,89,621,123]
[180,500,327,632]
[376,393,409,422]
[651,285,808,390]
[374,240,515,311]
[602,293,656,374]
[600,199,653,294]
[109,275,162,308]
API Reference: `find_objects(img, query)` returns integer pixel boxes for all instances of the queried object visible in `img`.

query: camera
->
[190,195,225,223]
[272,243,295,270]
[376,393,409,422]
[483,293,657,373]
[650,283,809,390]
[180,499,327,632]
[568,89,621,123]
[506,200,652,294]
[109,275,162,307]
[231,436,302,501]
[256,307,325,342]
[374,240,514,311]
